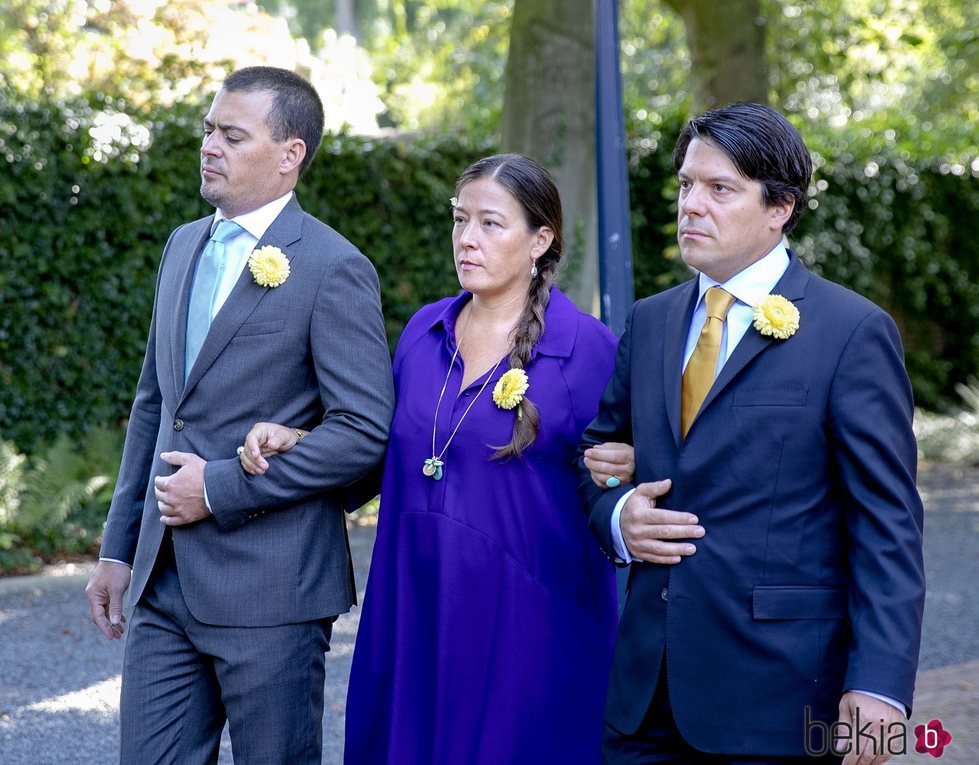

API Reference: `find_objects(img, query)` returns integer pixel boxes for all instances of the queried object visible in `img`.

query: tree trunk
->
[501,0,598,314]
[663,0,768,111]
[336,0,358,40]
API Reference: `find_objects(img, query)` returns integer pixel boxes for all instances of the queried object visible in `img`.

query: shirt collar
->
[426,285,578,358]
[211,191,294,241]
[695,241,790,308]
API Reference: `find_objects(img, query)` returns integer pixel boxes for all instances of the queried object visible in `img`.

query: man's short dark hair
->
[673,103,813,233]
[223,66,325,175]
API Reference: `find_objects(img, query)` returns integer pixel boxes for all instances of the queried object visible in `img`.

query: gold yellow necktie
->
[681,287,736,437]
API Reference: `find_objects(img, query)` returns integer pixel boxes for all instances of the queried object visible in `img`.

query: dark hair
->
[223,66,325,175]
[672,102,813,233]
[454,153,563,459]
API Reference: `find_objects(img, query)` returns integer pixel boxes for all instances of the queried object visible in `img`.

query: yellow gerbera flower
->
[248,246,290,288]
[753,294,800,340]
[493,368,529,410]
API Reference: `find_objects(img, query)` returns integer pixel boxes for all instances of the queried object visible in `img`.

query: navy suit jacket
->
[99,196,394,626]
[578,254,925,756]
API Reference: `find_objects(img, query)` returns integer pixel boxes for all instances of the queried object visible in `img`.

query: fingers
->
[584,459,623,488]
[243,426,267,460]
[835,693,904,765]
[588,467,619,488]
[160,450,191,467]
[85,563,131,640]
[87,587,117,640]
[240,422,298,474]
[585,443,634,471]
[620,482,703,564]
[585,444,638,488]
[627,539,699,565]
[239,448,267,476]
[153,476,175,519]
[586,442,633,463]
[151,478,192,526]
[634,479,673,500]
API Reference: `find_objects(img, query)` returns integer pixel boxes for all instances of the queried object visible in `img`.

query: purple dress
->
[344,287,619,764]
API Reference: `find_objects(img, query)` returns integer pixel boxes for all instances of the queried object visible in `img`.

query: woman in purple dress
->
[239,154,632,763]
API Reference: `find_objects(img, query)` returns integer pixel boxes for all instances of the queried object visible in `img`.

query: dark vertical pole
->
[595,0,634,336]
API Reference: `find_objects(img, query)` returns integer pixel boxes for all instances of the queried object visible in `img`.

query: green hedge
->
[627,126,979,411]
[1,96,976,452]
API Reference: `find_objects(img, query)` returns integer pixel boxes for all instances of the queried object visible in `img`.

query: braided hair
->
[454,154,564,459]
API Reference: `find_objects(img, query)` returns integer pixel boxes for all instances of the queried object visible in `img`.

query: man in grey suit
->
[85,66,394,764]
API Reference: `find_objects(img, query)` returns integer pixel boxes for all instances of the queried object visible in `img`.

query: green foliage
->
[1,94,976,456]
[0,428,122,573]
[768,0,978,160]
[0,93,486,452]
[0,0,216,109]
[627,114,692,297]
[627,119,979,411]
[307,133,493,340]
[0,94,211,451]
[794,143,979,409]
[362,1,511,133]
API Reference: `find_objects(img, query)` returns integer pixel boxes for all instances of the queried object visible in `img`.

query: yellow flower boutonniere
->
[493,368,529,410]
[753,294,800,339]
[248,246,290,288]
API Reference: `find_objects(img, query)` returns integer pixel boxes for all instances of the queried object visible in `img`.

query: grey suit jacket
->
[99,195,394,627]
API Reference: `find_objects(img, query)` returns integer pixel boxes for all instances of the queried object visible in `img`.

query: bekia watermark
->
[915,719,953,758]
[805,708,953,758]
[804,707,906,757]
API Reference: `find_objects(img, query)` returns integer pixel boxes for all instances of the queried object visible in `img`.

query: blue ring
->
[605,476,621,489]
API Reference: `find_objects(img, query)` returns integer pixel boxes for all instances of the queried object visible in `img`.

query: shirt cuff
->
[98,557,132,569]
[847,690,907,716]
[610,489,636,563]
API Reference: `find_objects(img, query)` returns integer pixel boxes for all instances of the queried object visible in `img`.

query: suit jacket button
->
[661,587,669,602]
[173,419,184,431]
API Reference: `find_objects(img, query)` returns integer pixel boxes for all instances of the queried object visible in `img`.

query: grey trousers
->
[119,537,334,765]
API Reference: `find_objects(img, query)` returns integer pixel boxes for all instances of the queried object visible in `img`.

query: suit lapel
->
[697,254,811,417]
[664,281,699,446]
[180,198,305,402]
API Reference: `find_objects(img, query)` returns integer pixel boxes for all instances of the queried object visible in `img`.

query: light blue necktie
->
[185,219,242,379]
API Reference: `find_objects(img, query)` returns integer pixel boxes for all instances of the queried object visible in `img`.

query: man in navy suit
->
[579,103,924,764]
[85,67,394,764]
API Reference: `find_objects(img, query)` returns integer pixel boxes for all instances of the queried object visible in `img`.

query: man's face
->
[200,88,294,217]
[675,138,790,283]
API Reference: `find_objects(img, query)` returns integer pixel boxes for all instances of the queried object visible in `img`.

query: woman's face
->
[451,177,552,302]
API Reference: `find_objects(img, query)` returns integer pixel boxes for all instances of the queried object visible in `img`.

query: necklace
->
[424,321,508,481]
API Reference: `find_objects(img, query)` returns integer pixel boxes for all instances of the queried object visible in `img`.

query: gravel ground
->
[0,523,375,765]
[0,462,975,764]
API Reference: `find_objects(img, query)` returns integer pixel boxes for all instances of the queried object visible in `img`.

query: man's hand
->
[154,451,210,526]
[836,692,907,765]
[85,560,132,639]
[621,479,704,564]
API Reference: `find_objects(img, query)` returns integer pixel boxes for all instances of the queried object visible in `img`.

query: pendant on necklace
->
[422,457,444,480]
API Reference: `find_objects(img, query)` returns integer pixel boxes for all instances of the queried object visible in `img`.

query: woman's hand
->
[238,422,303,475]
[584,442,636,488]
